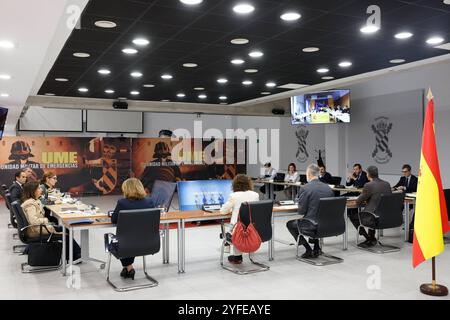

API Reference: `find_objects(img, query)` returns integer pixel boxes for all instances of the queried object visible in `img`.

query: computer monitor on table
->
[149,180,177,210]
[177,180,232,211]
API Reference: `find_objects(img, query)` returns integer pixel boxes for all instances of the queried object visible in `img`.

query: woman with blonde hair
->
[110,178,156,279]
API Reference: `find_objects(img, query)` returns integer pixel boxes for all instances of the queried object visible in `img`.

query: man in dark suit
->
[393,164,417,193]
[9,170,27,202]
[353,166,392,248]
[286,164,334,258]
[346,163,369,188]
[318,164,333,184]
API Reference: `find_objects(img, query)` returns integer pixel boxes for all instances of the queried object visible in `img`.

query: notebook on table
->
[67,219,94,225]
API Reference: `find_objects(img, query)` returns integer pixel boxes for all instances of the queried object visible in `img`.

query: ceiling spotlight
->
[143,84,155,88]
[161,74,173,80]
[177,93,186,98]
[132,38,150,46]
[317,68,329,73]
[245,69,258,73]
[231,58,245,65]
[360,25,380,34]
[266,82,276,87]
[249,50,264,58]
[73,52,90,58]
[98,69,111,75]
[78,87,89,92]
[0,93,9,97]
[0,74,11,80]
[322,76,335,80]
[426,36,445,45]
[94,20,117,28]
[183,63,198,68]
[444,0,450,4]
[231,38,249,45]
[219,96,228,100]
[179,0,203,4]
[280,12,301,21]
[390,59,406,64]
[161,100,170,102]
[130,91,140,95]
[194,87,205,90]
[0,40,14,49]
[217,78,228,84]
[122,48,138,54]
[105,89,115,94]
[233,3,255,14]
[395,32,413,39]
[198,94,207,99]
[45,93,55,96]
[261,92,271,95]
[338,61,352,68]
[242,80,253,85]
[55,78,69,82]
[302,47,320,53]
[130,71,143,78]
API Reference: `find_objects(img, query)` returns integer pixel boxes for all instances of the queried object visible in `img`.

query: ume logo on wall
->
[371,117,393,164]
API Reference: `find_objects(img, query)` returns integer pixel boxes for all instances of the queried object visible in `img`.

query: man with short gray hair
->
[286,164,334,258]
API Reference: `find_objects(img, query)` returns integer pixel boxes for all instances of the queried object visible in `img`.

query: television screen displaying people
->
[177,180,232,211]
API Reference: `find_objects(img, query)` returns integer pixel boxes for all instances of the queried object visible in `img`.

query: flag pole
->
[420,257,448,296]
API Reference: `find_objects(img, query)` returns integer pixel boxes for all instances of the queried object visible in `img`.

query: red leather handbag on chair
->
[232,203,262,253]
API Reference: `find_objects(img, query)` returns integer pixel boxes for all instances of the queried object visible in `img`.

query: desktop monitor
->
[0,107,8,140]
[177,180,232,211]
[149,180,176,210]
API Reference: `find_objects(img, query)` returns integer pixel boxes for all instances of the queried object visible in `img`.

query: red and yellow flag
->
[413,89,450,268]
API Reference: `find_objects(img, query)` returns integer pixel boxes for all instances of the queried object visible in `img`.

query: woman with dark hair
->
[220,174,259,264]
[40,171,57,204]
[284,163,300,199]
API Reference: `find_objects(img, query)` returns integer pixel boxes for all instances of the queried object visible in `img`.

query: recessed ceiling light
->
[245,69,258,73]
[130,91,140,95]
[0,74,11,80]
[395,32,413,39]
[317,68,329,73]
[426,36,445,45]
[177,93,186,98]
[98,69,111,75]
[231,38,249,45]
[231,58,245,65]
[0,41,14,49]
[161,74,173,80]
[280,12,301,21]
[179,0,203,4]
[217,78,228,84]
[360,25,380,34]
[183,63,198,68]
[161,99,170,102]
[194,87,205,90]
[117,97,127,100]
[132,38,150,46]
[105,89,115,94]
[322,76,335,80]
[143,84,155,88]
[198,94,207,99]
[266,82,276,87]
[0,93,9,97]
[219,96,228,100]
[122,48,138,55]
[55,78,69,82]
[444,0,450,4]
[73,52,90,58]
[233,3,255,14]
[249,50,263,58]
[130,71,143,78]
[390,59,406,64]
[45,93,55,96]
[78,87,89,92]
[302,47,320,53]
[261,92,271,95]
[338,61,352,68]
[95,20,117,28]
[242,80,253,85]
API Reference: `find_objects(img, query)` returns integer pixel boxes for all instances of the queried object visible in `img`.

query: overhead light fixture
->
[245,69,258,73]
[220,102,228,105]
[338,61,352,68]
[95,20,117,28]
[0,74,11,80]
[249,50,263,58]
[78,87,89,92]
[73,52,90,58]
[179,0,203,5]
[55,78,69,82]
[426,36,445,45]
[132,38,150,46]
[261,92,271,95]
[322,76,335,80]
[161,99,170,102]
[233,3,255,14]
[161,74,173,80]
[316,68,329,73]
[177,93,186,98]
[0,93,9,97]
[390,59,406,64]
[198,94,207,99]
[0,40,14,49]
[395,32,413,39]
[122,48,138,54]
[217,78,228,84]
[444,0,450,4]
[231,58,245,65]
[98,69,111,75]
[194,87,205,90]
[266,82,276,87]
[242,80,253,85]
[231,38,249,45]
[143,84,155,88]
[280,12,301,21]
[219,96,228,100]
[130,91,140,95]
[183,63,198,68]
[130,71,143,78]
[105,89,115,94]
[45,93,55,96]
[360,25,380,34]
[302,47,320,53]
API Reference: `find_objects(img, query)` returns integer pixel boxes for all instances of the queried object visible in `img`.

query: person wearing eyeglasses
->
[40,171,58,204]
[393,164,417,193]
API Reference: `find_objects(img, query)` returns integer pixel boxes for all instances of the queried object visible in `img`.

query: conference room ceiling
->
[37,0,450,105]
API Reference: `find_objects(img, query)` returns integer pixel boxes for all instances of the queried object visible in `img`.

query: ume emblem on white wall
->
[295,126,309,163]
[371,117,393,164]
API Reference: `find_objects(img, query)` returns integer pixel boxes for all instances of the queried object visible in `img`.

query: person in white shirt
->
[284,163,300,199]
[259,162,278,197]
[220,174,259,264]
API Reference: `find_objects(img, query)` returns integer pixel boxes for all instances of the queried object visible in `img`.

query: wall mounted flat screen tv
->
[0,107,8,140]
[291,89,350,125]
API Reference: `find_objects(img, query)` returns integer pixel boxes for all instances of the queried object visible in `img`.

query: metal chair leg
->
[13,244,26,254]
[21,262,61,273]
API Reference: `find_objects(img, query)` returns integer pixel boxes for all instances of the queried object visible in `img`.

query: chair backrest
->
[116,208,161,258]
[11,200,31,242]
[274,172,285,182]
[330,176,342,186]
[237,200,273,242]
[5,192,17,227]
[0,184,6,198]
[149,180,176,210]
[299,175,307,184]
[444,189,450,221]
[4,191,11,210]
[374,193,405,229]
[315,197,347,238]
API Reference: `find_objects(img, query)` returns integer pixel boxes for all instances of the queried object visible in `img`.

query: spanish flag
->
[413,89,450,268]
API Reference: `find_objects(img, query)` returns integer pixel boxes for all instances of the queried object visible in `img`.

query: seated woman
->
[110,178,155,280]
[21,181,81,261]
[220,174,259,264]
[40,171,59,224]
[283,163,300,199]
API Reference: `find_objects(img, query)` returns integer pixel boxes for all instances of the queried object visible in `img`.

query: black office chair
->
[104,208,161,292]
[0,184,9,210]
[357,193,405,253]
[11,200,61,273]
[330,176,342,186]
[220,200,274,275]
[296,197,347,266]
[5,192,18,229]
[300,175,307,184]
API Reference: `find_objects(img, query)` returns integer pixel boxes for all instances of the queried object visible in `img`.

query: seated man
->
[393,164,417,193]
[346,163,368,188]
[286,164,334,258]
[351,166,392,248]
[259,162,278,196]
[318,164,333,184]
[9,170,27,202]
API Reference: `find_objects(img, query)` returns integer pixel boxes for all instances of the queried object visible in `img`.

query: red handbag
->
[232,203,262,253]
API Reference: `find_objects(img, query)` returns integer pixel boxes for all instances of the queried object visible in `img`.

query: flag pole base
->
[420,283,448,296]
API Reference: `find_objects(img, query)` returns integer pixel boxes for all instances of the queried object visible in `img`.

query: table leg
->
[181,219,185,273]
[270,183,274,200]
[404,204,410,242]
[69,227,74,288]
[177,220,184,273]
[269,214,274,261]
[61,223,66,276]
[80,229,89,259]
[166,224,170,263]
[264,182,270,200]
[343,209,348,250]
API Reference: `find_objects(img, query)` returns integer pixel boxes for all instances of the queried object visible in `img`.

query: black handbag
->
[27,232,62,267]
